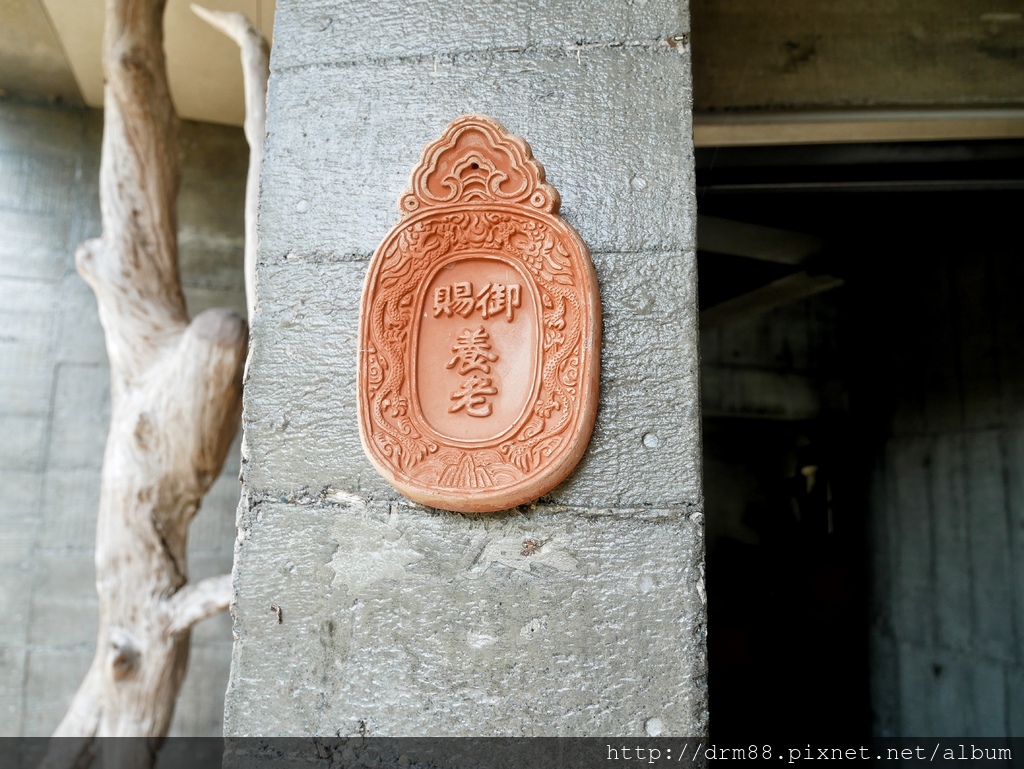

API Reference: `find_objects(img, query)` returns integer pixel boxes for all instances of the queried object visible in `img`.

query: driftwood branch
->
[41,0,251,766]
[192,4,269,321]
[166,574,233,635]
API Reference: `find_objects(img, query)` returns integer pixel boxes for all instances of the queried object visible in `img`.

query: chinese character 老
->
[448,374,498,418]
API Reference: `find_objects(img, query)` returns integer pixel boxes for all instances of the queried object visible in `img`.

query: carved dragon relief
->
[358,115,601,513]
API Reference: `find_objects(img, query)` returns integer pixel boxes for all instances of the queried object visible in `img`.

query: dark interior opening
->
[698,139,1024,739]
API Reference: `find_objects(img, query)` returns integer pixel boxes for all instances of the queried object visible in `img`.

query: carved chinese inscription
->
[357,115,601,513]
[447,326,499,417]
[434,282,521,321]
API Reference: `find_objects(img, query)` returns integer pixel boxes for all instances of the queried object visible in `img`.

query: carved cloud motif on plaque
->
[357,115,601,513]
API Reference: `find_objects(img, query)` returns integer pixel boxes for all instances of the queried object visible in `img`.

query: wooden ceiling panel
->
[39,0,275,126]
[0,0,82,104]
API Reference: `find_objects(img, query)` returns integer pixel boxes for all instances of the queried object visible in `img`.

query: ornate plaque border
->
[357,115,601,513]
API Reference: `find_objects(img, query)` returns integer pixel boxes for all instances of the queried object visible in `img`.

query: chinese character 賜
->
[446,326,498,375]
[433,281,474,317]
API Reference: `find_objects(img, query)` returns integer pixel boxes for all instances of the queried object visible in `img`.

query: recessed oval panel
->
[357,114,601,513]
[414,256,540,444]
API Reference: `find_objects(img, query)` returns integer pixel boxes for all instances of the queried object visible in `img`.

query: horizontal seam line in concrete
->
[702,362,827,375]
[24,643,100,651]
[0,203,70,216]
[179,236,246,246]
[264,246,696,265]
[0,203,69,217]
[0,146,79,160]
[0,274,63,286]
[875,637,1020,667]
[30,545,234,554]
[244,490,703,515]
[272,36,690,76]
[887,424,1024,440]
[181,284,247,294]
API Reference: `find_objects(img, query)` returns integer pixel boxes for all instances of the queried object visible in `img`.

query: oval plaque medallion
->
[357,115,601,513]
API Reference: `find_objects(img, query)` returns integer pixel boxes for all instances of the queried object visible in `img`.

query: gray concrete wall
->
[0,99,247,736]
[226,0,706,737]
[862,246,1024,736]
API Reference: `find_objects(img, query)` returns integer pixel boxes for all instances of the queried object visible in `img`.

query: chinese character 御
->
[448,374,498,418]
[447,326,498,375]
[473,282,522,322]
[505,284,521,321]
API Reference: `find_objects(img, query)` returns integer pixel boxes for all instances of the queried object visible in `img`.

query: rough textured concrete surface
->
[0,100,247,736]
[229,0,705,736]
[229,501,704,736]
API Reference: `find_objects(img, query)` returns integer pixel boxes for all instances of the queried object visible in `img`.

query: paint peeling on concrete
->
[330,515,424,596]
[465,531,579,578]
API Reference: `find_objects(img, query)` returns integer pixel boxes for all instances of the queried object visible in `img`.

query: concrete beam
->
[700,271,844,330]
[694,109,1024,148]
[697,215,822,265]
[691,0,1024,112]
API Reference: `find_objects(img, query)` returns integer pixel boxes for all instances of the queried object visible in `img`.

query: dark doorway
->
[697,139,1024,739]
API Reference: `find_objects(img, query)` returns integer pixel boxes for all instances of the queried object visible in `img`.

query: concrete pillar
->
[226,0,705,736]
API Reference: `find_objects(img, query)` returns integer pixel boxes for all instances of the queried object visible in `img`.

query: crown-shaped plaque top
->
[398,114,559,216]
[358,115,601,513]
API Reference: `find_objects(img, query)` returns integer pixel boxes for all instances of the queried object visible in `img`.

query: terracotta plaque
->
[357,115,601,513]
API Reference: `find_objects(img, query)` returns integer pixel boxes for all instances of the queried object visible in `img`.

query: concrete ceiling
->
[2,0,1022,143]
[0,0,275,126]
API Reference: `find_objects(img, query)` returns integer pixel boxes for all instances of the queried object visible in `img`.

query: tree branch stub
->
[192,3,269,322]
